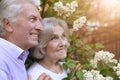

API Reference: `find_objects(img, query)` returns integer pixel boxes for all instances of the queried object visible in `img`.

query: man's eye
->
[63,34,66,37]
[30,17,37,22]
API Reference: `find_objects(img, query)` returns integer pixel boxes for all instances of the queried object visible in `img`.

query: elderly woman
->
[27,17,70,80]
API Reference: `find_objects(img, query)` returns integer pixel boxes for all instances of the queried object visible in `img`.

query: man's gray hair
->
[0,0,41,37]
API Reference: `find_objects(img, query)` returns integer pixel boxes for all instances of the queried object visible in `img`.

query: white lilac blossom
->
[94,50,118,64]
[90,50,118,68]
[113,62,120,79]
[82,69,113,80]
[54,1,64,16]
[105,76,113,80]
[53,1,78,18]
[73,16,87,31]
[90,50,118,69]
[90,59,98,68]
[66,1,78,13]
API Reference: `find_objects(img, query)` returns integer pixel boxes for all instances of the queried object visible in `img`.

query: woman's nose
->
[59,38,66,47]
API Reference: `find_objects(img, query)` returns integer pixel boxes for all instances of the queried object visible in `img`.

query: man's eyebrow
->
[30,15,40,19]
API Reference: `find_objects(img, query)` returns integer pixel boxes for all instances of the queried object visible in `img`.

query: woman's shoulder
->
[27,62,44,80]
[27,62,43,73]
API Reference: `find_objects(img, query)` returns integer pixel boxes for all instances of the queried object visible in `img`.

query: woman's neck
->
[38,59,63,74]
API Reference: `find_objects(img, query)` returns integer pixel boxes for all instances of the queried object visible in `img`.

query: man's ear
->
[2,18,13,32]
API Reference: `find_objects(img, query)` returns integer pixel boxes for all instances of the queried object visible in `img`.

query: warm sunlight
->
[91,0,120,21]
[99,0,120,15]
[100,0,120,19]
[100,0,119,8]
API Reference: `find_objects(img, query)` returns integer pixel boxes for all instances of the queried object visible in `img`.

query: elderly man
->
[0,0,51,80]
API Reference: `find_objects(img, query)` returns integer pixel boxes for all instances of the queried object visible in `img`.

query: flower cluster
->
[90,50,118,68]
[82,69,113,80]
[73,50,120,80]
[113,62,120,79]
[53,1,78,18]
[79,50,120,80]
[73,16,87,31]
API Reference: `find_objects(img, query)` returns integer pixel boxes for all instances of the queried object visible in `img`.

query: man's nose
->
[35,20,44,31]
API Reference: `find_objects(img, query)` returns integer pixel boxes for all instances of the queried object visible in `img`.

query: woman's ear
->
[2,18,13,32]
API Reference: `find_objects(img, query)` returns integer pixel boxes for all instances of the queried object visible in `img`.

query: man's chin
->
[30,41,38,47]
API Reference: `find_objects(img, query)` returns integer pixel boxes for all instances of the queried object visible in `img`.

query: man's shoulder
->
[0,47,9,68]
[0,55,9,71]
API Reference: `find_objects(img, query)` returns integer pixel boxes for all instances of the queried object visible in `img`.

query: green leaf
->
[107,62,116,68]
[95,43,104,49]
[62,73,72,80]
[74,39,83,47]
[68,45,76,53]
[76,70,84,80]
[85,45,92,50]
[25,58,33,69]
[82,63,91,69]
[66,59,78,68]
[63,63,68,70]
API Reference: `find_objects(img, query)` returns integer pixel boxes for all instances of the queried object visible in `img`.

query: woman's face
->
[44,25,68,60]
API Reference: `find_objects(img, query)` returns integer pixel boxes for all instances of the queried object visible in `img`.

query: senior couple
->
[0,0,70,80]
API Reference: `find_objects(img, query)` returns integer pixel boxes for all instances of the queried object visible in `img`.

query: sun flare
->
[100,0,119,8]
[92,0,120,19]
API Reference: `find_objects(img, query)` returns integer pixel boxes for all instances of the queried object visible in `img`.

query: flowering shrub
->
[63,49,120,80]
[53,1,120,80]
[60,11,120,80]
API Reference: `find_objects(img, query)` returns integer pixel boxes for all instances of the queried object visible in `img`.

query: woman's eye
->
[51,36,59,41]
[51,37,57,40]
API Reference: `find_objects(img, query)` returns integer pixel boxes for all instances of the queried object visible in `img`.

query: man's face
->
[10,3,43,50]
